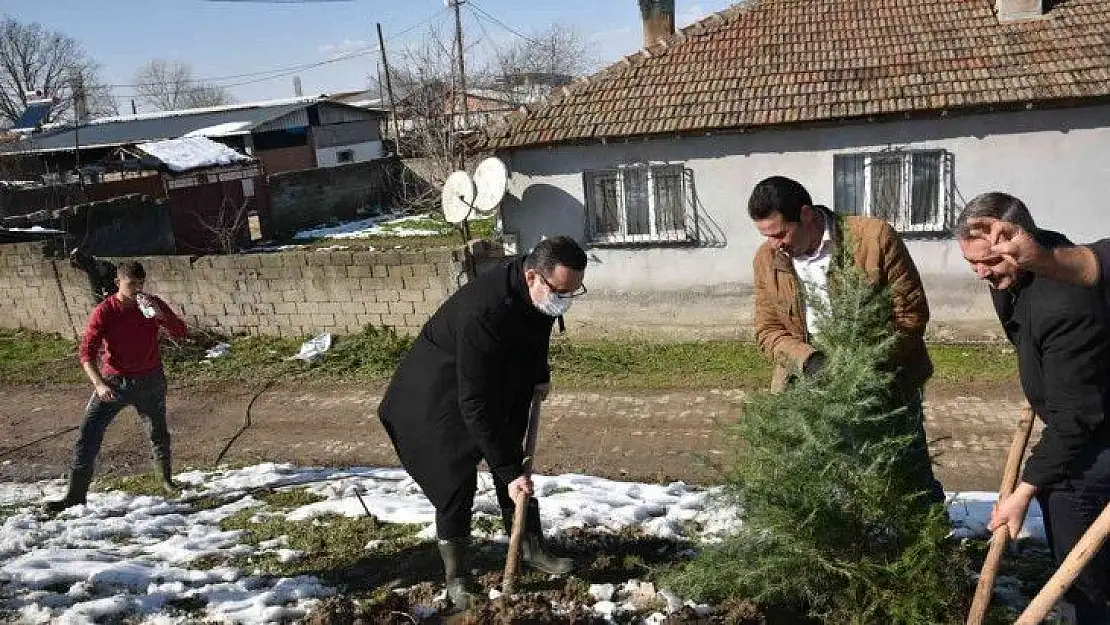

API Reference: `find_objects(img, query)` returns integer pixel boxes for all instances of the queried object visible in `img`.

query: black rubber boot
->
[42,468,93,515]
[501,500,574,576]
[155,455,179,494]
[438,538,482,610]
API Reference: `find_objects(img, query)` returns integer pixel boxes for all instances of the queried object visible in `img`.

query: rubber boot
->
[155,455,179,494]
[42,467,93,515]
[501,500,574,576]
[438,538,481,610]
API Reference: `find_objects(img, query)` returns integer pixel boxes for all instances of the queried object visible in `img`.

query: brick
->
[388,300,415,315]
[399,290,425,303]
[380,314,406,328]
[274,302,297,314]
[404,313,429,326]
[403,276,431,290]
[411,264,436,277]
[348,264,371,278]
[371,265,389,278]
[387,265,414,279]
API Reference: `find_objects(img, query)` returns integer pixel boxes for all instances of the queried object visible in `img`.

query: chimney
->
[996,0,1045,21]
[639,0,675,47]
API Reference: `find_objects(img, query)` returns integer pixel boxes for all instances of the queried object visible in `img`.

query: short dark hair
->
[954,192,1037,239]
[116,261,146,280]
[524,235,587,274]
[748,176,813,222]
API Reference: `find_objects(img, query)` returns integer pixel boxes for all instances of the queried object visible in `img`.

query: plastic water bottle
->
[136,293,157,319]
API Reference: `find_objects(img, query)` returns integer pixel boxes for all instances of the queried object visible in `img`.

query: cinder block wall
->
[0,242,468,339]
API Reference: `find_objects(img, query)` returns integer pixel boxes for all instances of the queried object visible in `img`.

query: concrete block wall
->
[0,242,468,339]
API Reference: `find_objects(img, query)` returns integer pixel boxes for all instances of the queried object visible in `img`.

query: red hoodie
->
[79,295,188,376]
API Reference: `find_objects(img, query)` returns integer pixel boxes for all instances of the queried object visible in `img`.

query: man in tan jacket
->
[748,175,941,500]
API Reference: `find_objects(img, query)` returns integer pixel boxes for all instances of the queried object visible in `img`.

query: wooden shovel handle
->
[502,393,543,595]
[1015,501,1110,624]
[966,405,1035,625]
[502,493,529,594]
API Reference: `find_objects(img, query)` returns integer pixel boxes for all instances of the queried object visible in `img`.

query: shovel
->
[502,391,543,595]
[966,404,1035,625]
[1015,501,1110,624]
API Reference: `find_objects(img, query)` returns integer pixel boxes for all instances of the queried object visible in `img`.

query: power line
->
[103,7,447,93]
[468,2,539,45]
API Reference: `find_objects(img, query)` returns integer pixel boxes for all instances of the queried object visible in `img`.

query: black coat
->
[378,256,554,509]
[992,230,1110,489]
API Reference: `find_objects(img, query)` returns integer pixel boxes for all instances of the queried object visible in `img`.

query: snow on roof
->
[89,96,323,126]
[183,121,254,138]
[136,136,252,173]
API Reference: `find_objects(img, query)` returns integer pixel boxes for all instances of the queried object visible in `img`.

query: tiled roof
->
[484,0,1110,149]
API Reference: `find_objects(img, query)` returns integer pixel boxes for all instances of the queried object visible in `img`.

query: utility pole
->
[375,22,401,149]
[450,0,468,171]
[72,72,86,191]
[451,0,469,130]
[130,99,137,115]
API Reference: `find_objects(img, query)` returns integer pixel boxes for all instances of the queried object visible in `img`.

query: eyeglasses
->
[538,272,587,298]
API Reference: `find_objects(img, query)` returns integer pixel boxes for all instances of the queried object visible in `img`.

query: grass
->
[94,472,167,497]
[214,510,424,578]
[0,327,1019,391]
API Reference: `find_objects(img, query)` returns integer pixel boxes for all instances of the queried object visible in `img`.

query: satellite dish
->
[472,156,508,215]
[441,170,476,224]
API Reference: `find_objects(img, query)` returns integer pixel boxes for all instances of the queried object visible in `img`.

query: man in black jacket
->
[956,192,1110,624]
[378,236,587,609]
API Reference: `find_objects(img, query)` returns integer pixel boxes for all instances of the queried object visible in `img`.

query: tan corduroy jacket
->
[752,206,933,394]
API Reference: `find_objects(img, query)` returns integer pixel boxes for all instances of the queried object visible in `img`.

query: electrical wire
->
[102,7,447,94]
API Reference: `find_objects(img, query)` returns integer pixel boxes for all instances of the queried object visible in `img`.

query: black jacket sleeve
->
[1087,238,1110,286]
[1021,304,1110,488]
[456,310,525,485]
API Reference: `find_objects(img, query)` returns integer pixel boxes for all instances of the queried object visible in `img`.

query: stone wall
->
[0,242,467,338]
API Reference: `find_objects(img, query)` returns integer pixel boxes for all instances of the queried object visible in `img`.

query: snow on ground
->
[294,214,454,240]
[0,462,1028,624]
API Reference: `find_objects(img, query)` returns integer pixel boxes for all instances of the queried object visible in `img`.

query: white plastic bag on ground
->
[289,333,332,362]
[204,343,231,359]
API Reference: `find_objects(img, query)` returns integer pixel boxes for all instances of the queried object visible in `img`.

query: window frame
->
[833,149,953,235]
[582,162,693,246]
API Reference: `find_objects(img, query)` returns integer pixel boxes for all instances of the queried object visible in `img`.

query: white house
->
[482,0,1110,341]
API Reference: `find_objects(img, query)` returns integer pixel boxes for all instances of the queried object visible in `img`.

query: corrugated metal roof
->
[3,100,383,155]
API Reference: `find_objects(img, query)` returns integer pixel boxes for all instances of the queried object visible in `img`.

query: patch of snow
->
[294,213,453,240]
[183,121,253,138]
[0,462,1038,624]
[137,136,252,173]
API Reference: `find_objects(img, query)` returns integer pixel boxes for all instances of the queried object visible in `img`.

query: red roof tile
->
[485,0,1110,149]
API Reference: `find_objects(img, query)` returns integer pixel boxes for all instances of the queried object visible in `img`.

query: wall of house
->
[316,141,385,168]
[254,145,317,175]
[0,241,467,339]
[499,103,1110,340]
[268,158,395,236]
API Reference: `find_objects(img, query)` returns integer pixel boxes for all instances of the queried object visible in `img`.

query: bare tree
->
[0,16,116,126]
[133,59,233,112]
[193,194,250,254]
[486,23,593,96]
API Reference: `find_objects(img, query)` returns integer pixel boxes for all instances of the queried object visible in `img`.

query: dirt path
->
[0,380,1030,493]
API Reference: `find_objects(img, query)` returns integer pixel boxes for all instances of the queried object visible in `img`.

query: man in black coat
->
[378,235,587,609]
[956,193,1110,624]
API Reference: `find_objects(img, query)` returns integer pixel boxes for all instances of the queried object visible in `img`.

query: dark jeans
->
[435,467,515,540]
[1036,445,1110,624]
[71,372,171,480]
[906,394,947,505]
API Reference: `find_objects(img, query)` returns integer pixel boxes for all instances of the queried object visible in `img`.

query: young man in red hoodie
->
[44,261,188,514]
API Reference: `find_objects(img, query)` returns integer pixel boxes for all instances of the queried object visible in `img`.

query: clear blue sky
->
[5,0,734,111]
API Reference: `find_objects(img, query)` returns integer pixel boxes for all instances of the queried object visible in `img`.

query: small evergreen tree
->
[671,248,969,624]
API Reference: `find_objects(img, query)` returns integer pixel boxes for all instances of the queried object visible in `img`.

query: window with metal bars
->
[582,163,697,245]
[833,150,954,234]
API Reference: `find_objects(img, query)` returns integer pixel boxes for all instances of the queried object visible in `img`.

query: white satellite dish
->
[472,156,508,215]
[441,170,476,224]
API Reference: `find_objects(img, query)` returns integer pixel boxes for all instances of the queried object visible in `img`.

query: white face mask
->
[535,291,572,317]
